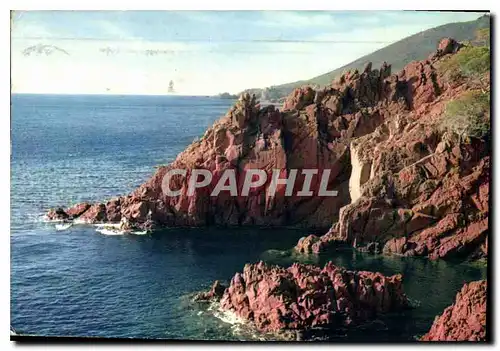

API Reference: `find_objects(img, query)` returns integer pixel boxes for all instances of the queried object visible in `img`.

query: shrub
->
[439,90,490,141]
[475,28,490,47]
[438,45,490,85]
[456,46,490,78]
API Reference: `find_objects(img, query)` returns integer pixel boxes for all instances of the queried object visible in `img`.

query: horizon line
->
[10,92,237,97]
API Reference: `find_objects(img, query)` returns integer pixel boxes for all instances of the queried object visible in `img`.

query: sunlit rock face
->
[292,38,489,262]
[195,261,409,339]
[47,38,489,265]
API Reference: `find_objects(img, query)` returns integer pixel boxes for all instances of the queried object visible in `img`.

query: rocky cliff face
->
[47,47,410,228]
[45,37,489,341]
[47,38,489,263]
[195,261,409,339]
[421,280,487,341]
[295,38,489,262]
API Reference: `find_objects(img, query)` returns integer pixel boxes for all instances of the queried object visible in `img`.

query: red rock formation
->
[293,38,490,261]
[282,86,315,111]
[45,207,69,221]
[48,53,414,228]
[78,203,107,223]
[429,37,462,61]
[46,38,489,262]
[193,280,226,302]
[196,261,408,337]
[66,202,91,218]
[421,280,487,341]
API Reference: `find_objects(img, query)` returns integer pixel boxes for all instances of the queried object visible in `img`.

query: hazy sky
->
[11,11,484,95]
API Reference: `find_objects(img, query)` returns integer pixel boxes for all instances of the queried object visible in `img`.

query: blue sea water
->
[10,94,487,341]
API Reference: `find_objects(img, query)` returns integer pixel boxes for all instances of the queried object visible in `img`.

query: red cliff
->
[295,38,489,262]
[421,280,487,341]
[47,38,489,264]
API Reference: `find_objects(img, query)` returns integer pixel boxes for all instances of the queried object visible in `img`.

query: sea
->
[10,94,487,341]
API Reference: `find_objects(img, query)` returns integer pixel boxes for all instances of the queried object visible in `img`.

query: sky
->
[11,11,485,96]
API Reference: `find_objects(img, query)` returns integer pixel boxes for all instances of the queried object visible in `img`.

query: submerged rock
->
[421,280,487,341]
[197,261,409,338]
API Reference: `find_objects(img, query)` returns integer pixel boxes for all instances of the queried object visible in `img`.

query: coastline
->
[13,35,490,341]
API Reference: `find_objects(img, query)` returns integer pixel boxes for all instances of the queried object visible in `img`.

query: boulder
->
[45,207,69,221]
[78,203,107,223]
[193,280,226,302]
[66,202,91,218]
[437,37,461,56]
[282,86,315,111]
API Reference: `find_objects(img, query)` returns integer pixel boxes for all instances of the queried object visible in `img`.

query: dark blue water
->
[11,94,487,341]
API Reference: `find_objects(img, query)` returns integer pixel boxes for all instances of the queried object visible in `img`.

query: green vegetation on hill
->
[217,92,239,99]
[438,44,490,85]
[242,14,490,100]
[440,90,490,141]
[439,28,490,141]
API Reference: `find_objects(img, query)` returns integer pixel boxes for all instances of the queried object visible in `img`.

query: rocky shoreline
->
[45,37,489,341]
[193,263,487,341]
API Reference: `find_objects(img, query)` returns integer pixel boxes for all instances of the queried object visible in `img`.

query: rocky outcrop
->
[46,38,489,263]
[195,261,409,338]
[65,202,91,218]
[45,207,69,221]
[193,280,226,302]
[429,37,462,61]
[421,280,487,341]
[293,38,490,261]
[316,144,489,260]
[47,51,423,229]
[298,134,489,260]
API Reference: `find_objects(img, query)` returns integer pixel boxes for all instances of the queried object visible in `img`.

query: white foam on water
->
[209,303,246,327]
[73,218,89,225]
[94,222,121,229]
[210,305,285,341]
[95,228,126,236]
[41,217,65,223]
[94,223,149,236]
[55,223,72,231]
[130,230,149,235]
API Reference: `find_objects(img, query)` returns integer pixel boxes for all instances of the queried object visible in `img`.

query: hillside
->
[243,14,490,101]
